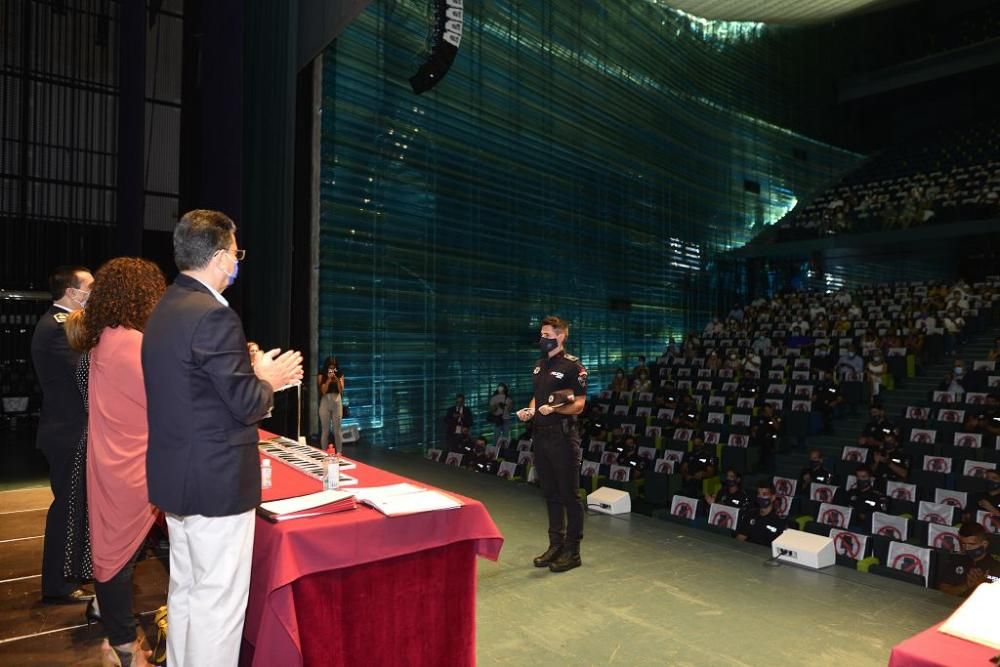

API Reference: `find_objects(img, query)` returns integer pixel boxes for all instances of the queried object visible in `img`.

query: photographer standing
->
[317,356,345,453]
[517,316,587,573]
[488,383,514,443]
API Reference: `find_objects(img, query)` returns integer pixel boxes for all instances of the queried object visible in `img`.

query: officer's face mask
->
[724,478,739,489]
[69,287,90,308]
[756,496,772,509]
[810,459,822,469]
[539,337,559,355]
[857,478,872,490]
[987,480,1000,492]
[965,545,986,560]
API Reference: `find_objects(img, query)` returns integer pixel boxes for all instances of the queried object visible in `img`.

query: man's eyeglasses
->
[220,248,246,261]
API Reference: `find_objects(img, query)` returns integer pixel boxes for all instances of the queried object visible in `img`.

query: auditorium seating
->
[766,119,1000,240]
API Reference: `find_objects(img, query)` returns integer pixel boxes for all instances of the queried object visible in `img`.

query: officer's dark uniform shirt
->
[862,418,893,442]
[940,553,1000,594]
[736,508,785,545]
[30,305,86,453]
[716,488,753,510]
[532,351,587,426]
[682,446,718,477]
[814,380,841,407]
[848,484,890,524]
[873,449,910,482]
[799,465,836,492]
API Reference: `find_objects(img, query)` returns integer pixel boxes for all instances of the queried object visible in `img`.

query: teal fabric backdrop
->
[317,1,861,448]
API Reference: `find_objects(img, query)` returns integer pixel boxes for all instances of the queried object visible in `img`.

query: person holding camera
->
[517,316,587,573]
[317,356,345,454]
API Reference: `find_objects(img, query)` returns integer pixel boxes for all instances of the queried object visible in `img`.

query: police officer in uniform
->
[30,265,96,605]
[517,316,587,573]
[938,522,1000,596]
[736,481,786,546]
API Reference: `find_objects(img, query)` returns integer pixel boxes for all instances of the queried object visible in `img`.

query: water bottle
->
[323,445,340,490]
[261,458,273,490]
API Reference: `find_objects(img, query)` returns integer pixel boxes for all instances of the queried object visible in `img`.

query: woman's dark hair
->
[322,356,338,372]
[493,382,508,395]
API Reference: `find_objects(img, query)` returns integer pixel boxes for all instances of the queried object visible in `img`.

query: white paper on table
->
[350,483,425,503]
[359,489,463,516]
[259,489,354,516]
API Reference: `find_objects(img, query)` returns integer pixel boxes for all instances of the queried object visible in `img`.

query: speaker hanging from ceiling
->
[409,0,463,94]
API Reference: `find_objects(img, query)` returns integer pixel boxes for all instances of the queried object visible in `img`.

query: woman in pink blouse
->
[77,258,165,667]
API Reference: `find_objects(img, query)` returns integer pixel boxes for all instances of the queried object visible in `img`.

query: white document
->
[351,483,463,516]
[259,489,354,516]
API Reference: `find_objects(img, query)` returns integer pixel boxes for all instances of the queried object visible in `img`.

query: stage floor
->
[0,443,959,666]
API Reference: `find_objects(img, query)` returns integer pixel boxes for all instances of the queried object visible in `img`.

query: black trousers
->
[95,548,142,646]
[41,445,77,598]
[532,422,583,548]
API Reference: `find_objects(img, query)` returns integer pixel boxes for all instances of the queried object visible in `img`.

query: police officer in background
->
[31,265,96,605]
[517,316,587,573]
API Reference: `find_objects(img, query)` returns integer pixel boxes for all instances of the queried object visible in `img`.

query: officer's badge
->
[53,312,68,323]
[956,566,965,575]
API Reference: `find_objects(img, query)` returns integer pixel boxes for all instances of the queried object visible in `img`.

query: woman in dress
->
[77,258,166,666]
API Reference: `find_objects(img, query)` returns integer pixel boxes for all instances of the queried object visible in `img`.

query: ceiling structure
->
[661,0,915,25]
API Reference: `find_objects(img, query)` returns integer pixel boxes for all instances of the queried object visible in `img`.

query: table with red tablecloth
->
[888,622,999,667]
[239,437,504,667]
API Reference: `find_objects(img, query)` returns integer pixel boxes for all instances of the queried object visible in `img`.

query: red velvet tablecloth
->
[888,622,999,667]
[241,438,504,667]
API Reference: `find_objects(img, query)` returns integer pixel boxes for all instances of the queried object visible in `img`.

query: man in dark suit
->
[444,393,473,450]
[142,210,302,666]
[30,265,94,605]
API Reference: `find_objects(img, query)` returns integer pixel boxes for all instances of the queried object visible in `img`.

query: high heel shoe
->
[86,597,101,624]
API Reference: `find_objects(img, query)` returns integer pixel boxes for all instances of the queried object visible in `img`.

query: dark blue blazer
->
[30,305,85,454]
[142,274,273,516]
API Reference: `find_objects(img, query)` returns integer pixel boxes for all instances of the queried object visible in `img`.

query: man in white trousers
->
[142,210,303,665]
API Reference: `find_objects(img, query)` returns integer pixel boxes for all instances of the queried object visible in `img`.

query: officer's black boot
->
[533,543,563,568]
[548,542,581,573]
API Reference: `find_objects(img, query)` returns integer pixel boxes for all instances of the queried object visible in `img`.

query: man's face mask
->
[965,544,987,560]
[69,287,90,308]
[539,337,559,355]
[857,477,872,490]
[756,496,772,509]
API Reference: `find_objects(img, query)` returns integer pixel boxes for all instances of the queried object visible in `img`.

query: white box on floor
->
[587,487,631,515]
[771,529,835,569]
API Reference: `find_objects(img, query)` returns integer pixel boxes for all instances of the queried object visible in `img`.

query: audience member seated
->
[871,433,909,483]
[859,405,894,448]
[609,368,628,392]
[680,436,718,498]
[965,469,1000,522]
[799,448,836,495]
[938,522,1000,597]
[813,371,844,433]
[706,469,753,510]
[735,481,786,546]
[939,361,968,397]
[847,465,890,527]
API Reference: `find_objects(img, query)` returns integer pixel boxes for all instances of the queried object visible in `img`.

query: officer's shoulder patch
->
[564,353,579,362]
[532,366,540,375]
[53,312,68,323]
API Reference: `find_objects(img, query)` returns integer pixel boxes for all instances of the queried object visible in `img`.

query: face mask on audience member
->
[987,480,1000,492]
[756,495,772,509]
[810,457,823,469]
[857,476,872,490]
[965,544,987,561]
[954,367,964,376]
[724,476,739,490]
